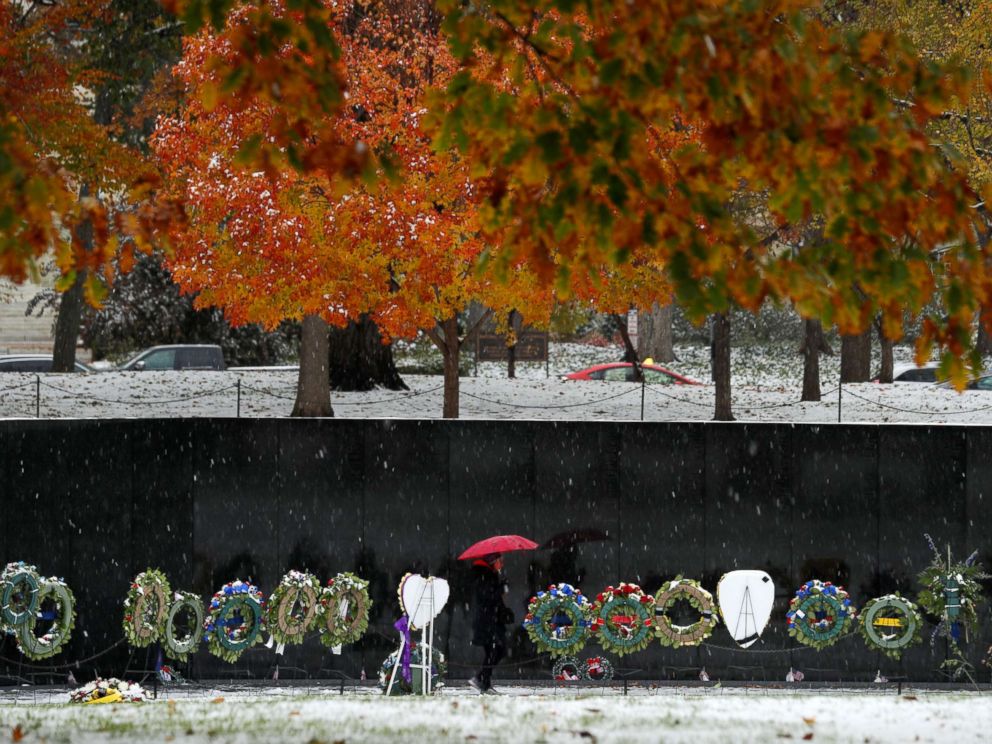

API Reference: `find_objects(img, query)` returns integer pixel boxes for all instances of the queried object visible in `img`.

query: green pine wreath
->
[1,562,41,629]
[17,577,75,661]
[265,570,321,646]
[653,577,719,648]
[590,583,655,656]
[318,573,371,649]
[204,580,265,663]
[523,583,591,657]
[859,594,922,659]
[122,569,171,648]
[163,591,205,663]
[787,580,856,650]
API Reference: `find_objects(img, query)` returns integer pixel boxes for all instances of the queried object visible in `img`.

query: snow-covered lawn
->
[0,685,988,743]
[0,343,989,423]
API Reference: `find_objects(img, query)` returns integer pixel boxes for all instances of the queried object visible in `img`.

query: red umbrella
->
[458,535,539,560]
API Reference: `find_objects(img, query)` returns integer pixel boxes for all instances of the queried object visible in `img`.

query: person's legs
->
[478,642,505,691]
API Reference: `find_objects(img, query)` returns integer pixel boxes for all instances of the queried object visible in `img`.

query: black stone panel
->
[792,424,879,680]
[702,424,794,680]
[447,421,536,678]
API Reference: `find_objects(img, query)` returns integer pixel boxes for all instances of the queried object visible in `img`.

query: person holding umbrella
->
[458,534,538,694]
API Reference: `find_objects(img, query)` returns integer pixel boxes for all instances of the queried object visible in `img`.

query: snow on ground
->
[0,343,988,423]
[0,684,988,743]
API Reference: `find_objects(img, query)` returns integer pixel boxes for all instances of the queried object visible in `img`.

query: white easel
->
[386,577,441,696]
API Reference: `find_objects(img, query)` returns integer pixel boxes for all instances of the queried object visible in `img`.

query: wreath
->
[653,577,719,648]
[786,580,856,650]
[917,542,987,643]
[265,570,321,646]
[69,678,148,704]
[379,642,447,695]
[1,562,40,629]
[523,583,592,657]
[552,655,583,681]
[859,594,922,659]
[204,580,265,663]
[583,656,615,682]
[163,591,205,663]
[17,577,75,661]
[122,569,171,648]
[590,583,654,656]
[318,573,371,648]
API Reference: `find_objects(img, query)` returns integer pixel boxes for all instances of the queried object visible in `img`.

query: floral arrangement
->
[122,569,171,648]
[786,580,856,650]
[583,655,614,682]
[163,591,205,663]
[590,583,654,656]
[917,537,987,643]
[69,678,148,704]
[265,570,321,646]
[1,561,40,629]
[653,577,719,648]
[318,572,371,648]
[204,580,265,663]
[379,642,446,695]
[16,577,75,661]
[552,655,615,682]
[859,594,922,659]
[523,583,592,657]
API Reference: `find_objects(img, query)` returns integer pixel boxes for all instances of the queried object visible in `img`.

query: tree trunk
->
[328,314,407,391]
[615,313,643,381]
[637,303,675,363]
[712,311,734,421]
[876,316,894,383]
[292,314,332,417]
[840,329,872,383]
[800,318,832,402]
[507,309,518,379]
[52,185,91,372]
[441,315,460,419]
[977,305,992,357]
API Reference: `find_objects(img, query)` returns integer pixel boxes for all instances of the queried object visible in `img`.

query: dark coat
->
[471,563,510,647]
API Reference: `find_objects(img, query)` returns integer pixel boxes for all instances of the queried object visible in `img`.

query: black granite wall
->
[0,419,988,683]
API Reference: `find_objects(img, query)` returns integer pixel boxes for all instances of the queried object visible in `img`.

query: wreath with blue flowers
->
[204,580,265,663]
[787,580,856,650]
[523,583,591,657]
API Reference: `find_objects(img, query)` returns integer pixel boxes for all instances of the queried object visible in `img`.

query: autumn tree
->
[434,0,992,394]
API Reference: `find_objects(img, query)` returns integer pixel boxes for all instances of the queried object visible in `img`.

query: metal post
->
[640,378,646,421]
[837,379,842,423]
[35,375,40,418]
[236,379,241,418]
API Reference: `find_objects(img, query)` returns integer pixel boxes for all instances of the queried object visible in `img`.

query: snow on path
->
[0,686,987,743]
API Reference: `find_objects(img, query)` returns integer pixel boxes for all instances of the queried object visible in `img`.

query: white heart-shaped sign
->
[717,570,775,648]
[399,573,450,630]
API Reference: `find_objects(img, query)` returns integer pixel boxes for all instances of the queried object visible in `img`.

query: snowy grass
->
[1,342,989,423]
[0,685,988,743]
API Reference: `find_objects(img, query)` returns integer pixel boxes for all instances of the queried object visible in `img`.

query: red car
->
[563,362,700,385]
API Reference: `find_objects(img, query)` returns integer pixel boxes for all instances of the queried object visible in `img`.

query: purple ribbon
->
[394,615,413,683]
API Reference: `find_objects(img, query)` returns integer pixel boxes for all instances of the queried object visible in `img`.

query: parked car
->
[117,345,226,371]
[936,374,992,391]
[871,362,940,383]
[0,355,91,372]
[562,362,700,385]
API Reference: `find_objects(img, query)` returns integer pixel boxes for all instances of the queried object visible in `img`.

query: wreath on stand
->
[318,573,371,648]
[16,577,75,661]
[859,594,922,659]
[204,580,265,663]
[164,591,205,663]
[653,577,719,648]
[265,570,321,647]
[1,562,40,629]
[786,580,856,650]
[590,583,654,656]
[552,655,615,682]
[522,583,591,657]
[378,643,447,695]
[122,569,171,648]
[916,538,987,644]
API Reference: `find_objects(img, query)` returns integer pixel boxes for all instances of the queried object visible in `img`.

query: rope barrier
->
[38,382,238,406]
[461,387,641,410]
[840,387,992,416]
[0,381,37,395]
[0,638,127,672]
